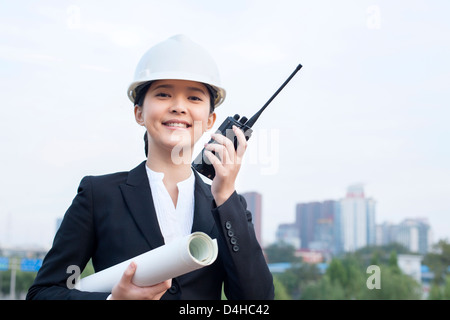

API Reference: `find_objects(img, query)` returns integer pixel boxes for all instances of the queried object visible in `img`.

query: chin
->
[164,136,193,150]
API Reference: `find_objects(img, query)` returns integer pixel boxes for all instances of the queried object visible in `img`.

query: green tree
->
[273,275,291,300]
[354,243,410,268]
[428,282,443,300]
[370,250,381,266]
[423,239,450,286]
[264,242,299,263]
[339,254,366,298]
[444,275,450,299]
[429,275,450,300]
[300,251,422,300]
[301,274,348,300]
[326,258,347,287]
[0,269,37,299]
[388,250,401,274]
[276,263,321,299]
[300,255,365,300]
[359,264,422,299]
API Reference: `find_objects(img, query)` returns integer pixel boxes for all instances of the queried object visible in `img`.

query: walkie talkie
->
[192,64,303,179]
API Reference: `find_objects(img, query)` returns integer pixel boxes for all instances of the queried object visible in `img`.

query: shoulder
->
[78,161,148,191]
[74,169,136,206]
[82,171,129,185]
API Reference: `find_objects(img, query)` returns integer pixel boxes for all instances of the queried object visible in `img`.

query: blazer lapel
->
[119,161,165,250]
[119,162,215,249]
[191,169,215,235]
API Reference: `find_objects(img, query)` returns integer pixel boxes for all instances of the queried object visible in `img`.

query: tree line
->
[266,239,450,300]
[2,239,449,299]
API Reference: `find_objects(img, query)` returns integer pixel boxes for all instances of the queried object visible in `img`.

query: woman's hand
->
[204,125,248,206]
[109,262,171,300]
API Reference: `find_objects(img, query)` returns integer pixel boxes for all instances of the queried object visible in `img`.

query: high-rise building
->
[339,184,376,252]
[296,201,320,251]
[276,183,436,257]
[375,218,432,254]
[241,192,263,246]
[366,198,377,245]
[376,221,397,246]
[394,218,432,254]
[275,223,300,248]
[295,200,340,254]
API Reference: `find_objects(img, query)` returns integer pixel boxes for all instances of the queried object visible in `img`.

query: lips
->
[162,119,192,129]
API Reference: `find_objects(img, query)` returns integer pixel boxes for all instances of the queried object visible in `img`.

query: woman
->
[26,34,274,300]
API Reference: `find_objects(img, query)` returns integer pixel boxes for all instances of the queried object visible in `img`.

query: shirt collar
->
[145,165,165,182]
[145,165,195,189]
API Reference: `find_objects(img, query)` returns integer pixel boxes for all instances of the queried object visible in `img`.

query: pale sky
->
[1,0,449,249]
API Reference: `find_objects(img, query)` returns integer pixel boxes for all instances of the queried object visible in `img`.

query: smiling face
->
[134,79,216,157]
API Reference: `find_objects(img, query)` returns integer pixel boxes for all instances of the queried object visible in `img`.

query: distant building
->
[376,221,397,246]
[375,218,432,254]
[295,200,340,255]
[394,218,432,254]
[295,248,325,264]
[277,184,376,255]
[398,254,423,284]
[275,184,434,257]
[241,192,263,246]
[339,184,376,252]
[296,201,320,251]
[275,223,300,248]
[366,198,376,245]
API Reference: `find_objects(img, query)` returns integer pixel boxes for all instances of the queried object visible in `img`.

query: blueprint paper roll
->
[76,232,218,292]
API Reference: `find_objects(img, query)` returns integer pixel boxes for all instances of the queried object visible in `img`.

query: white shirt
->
[145,166,195,244]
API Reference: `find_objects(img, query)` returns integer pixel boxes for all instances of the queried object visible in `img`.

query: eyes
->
[155,92,204,102]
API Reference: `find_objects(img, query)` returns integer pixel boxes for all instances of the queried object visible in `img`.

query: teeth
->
[165,122,188,128]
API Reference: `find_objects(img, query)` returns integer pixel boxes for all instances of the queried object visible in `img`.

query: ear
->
[206,112,216,130]
[134,105,145,126]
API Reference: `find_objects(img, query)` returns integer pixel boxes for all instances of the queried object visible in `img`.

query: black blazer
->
[26,161,274,300]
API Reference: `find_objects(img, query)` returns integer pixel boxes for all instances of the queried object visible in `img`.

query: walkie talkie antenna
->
[245,64,303,128]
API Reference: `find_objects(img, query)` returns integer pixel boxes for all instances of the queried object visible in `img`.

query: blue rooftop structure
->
[268,262,328,274]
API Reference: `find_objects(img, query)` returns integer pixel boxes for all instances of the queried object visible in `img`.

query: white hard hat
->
[127,34,226,108]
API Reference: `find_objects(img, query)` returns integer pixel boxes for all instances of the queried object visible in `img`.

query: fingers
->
[110,262,137,300]
[204,142,233,165]
[207,133,234,162]
[233,125,248,158]
[121,261,137,283]
[204,126,248,206]
[110,262,172,300]
[204,126,247,165]
[204,149,224,177]
[152,279,172,300]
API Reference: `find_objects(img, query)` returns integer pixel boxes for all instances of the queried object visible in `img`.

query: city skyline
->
[274,183,433,256]
[0,183,443,251]
[270,183,441,249]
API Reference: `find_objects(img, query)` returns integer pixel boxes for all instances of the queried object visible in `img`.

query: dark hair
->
[135,81,217,157]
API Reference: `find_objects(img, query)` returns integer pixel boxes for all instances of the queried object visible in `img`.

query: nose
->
[169,96,187,114]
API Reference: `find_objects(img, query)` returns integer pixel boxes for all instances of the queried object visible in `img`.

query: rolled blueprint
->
[76,232,218,292]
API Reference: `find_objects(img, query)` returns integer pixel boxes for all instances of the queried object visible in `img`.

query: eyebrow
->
[152,84,206,95]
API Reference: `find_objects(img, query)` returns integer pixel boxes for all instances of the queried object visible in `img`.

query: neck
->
[146,144,193,183]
